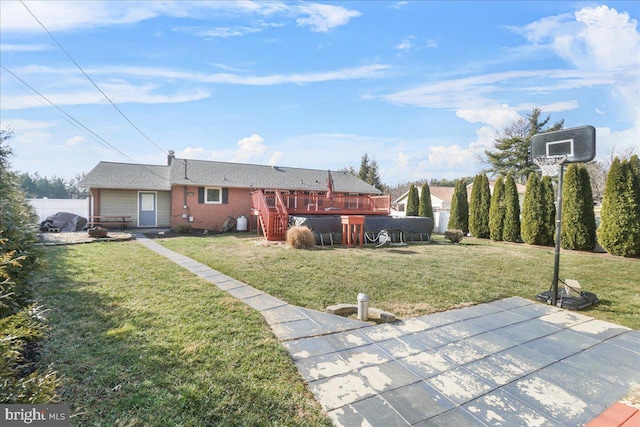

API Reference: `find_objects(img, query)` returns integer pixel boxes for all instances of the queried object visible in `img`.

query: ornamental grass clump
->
[286,226,315,249]
[175,223,193,234]
[444,229,464,244]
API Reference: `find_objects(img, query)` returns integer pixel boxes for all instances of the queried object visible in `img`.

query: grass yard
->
[159,233,640,329]
[34,242,332,427]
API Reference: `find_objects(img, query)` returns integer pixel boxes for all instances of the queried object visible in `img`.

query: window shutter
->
[198,187,204,204]
[222,188,229,204]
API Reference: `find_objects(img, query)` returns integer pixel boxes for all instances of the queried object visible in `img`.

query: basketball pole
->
[551,163,565,306]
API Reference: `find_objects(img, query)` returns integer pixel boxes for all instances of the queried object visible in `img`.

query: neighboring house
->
[392,186,456,217]
[79,151,386,239]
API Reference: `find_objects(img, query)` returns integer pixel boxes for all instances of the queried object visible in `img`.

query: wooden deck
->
[251,190,391,240]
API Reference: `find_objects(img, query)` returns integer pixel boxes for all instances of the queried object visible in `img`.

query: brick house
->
[80,151,387,238]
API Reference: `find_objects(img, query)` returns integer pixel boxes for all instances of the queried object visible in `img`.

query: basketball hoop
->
[534,154,568,176]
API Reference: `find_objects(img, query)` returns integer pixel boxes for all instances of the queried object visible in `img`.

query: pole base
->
[535,288,599,310]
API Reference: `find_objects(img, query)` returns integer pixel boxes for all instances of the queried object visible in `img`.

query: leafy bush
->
[444,229,464,243]
[175,223,193,234]
[286,226,315,249]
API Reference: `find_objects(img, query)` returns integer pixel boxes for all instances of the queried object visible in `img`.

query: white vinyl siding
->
[99,189,171,227]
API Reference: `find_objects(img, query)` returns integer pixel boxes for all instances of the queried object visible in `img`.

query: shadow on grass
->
[36,245,330,427]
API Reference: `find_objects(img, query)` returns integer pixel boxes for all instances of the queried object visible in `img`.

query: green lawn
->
[33,233,639,425]
[34,242,332,427]
[159,233,640,329]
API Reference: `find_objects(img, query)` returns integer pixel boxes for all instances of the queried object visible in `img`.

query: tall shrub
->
[405,184,419,216]
[469,174,491,238]
[489,176,505,241]
[502,172,521,242]
[561,164,596,250]
[1,129,58,403]
[418,183,434,219]
[521,172,545,245]
[541,175,556,246]
[448,179,469,234]
[598,156,640,257]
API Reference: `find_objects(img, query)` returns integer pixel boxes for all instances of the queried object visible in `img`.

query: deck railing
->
[276,193,391,215]
[251,190,288,240]
[251,190,391,240]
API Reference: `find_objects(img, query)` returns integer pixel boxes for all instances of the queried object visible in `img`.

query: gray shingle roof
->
[170,158,381,194]
[80,159,381,194]
[79,162,171,191]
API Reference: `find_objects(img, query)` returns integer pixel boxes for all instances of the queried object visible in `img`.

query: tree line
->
[444,158,640,258]
[18,172,87,199]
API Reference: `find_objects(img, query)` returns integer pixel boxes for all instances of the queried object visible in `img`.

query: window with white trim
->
[205,187,222,204]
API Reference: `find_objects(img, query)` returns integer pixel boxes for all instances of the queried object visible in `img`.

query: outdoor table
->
[88,215,132,230]
[341,215,365,248]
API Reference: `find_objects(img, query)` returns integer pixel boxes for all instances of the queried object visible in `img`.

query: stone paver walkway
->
[136,234,640,426]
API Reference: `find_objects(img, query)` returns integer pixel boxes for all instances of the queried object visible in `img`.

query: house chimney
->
[167,150,175,165]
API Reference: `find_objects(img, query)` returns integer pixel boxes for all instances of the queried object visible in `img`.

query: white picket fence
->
[28,198,89,223]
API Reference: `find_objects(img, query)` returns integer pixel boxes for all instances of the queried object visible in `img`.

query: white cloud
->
[269,151,284,166]
[456,107,522,130]
[0,118,55,131]
[426,39,438,49]
[179,147,209,160]
[1,81,210,110]
[510,5,639,124]
[389,2,409,9]
[593,126,640,162]
[64,135,86,146]
[295,3,361,32]
[0,43,50,52]
[179,26,264,39]
[0,1,360,35]
[395,38,413,51]
[231,134,267,163]
[428,145,475,168]
[12,63,390,86]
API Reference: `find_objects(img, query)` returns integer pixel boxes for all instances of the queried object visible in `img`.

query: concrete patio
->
[135,234,640,426]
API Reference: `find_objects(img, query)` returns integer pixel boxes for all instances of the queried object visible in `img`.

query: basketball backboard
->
[530,125,596,164]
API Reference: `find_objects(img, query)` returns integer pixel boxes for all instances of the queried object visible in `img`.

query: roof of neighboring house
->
[79,162,171,191]
[394,181,527,205]
[80,158,382,194]
[394,186,456,204]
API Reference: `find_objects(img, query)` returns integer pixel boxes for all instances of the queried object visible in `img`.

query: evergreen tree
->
[502,172,521,242]
[521,172,545,245]
[405,184,419,216]
[418,183,434,219]
[561,164,596,251]
[541,175,556,246]
[357,153,383,191]
[484,108,564,183]
[469,174,491,238]
[598,156,640,257]
[448,179,469,234]
[489,176,505,241]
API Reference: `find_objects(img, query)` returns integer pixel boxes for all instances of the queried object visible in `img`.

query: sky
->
[1,1,639,186]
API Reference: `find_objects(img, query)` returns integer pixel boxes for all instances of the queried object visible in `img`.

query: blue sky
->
[1,1,638,186]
